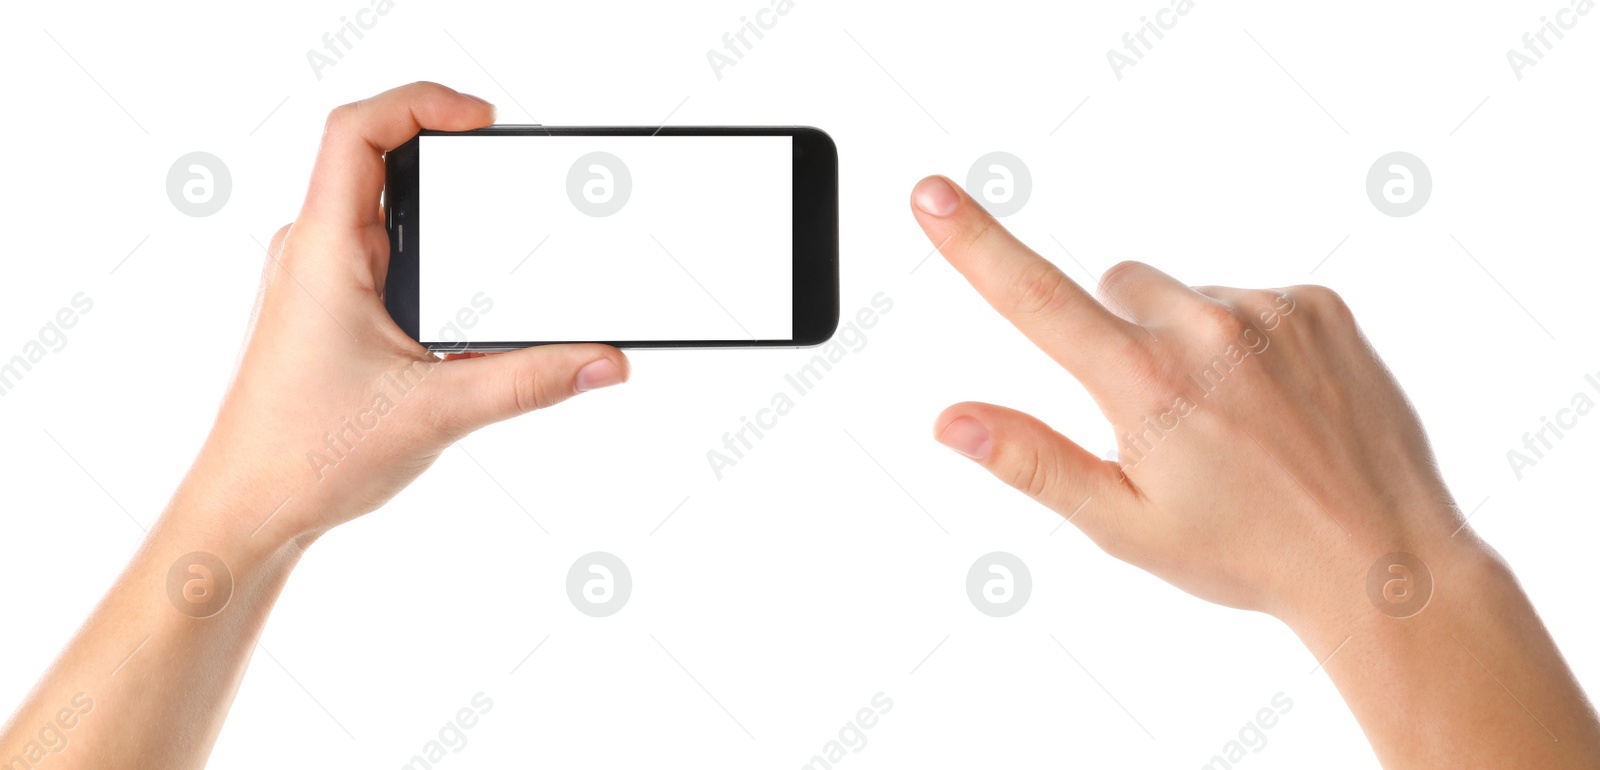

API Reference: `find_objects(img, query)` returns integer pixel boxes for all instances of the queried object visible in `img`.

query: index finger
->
[299,81,496,231]
[909,175,1139,386]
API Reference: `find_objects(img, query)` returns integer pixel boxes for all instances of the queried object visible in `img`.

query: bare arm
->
[909,173,1600,768]
[0,82,629,770]
[0,496,306,767]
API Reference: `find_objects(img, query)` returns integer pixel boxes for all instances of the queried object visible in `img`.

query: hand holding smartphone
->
[383,126,839,350]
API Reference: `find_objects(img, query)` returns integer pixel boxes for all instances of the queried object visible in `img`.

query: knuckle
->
[323,103,356,136]
[1009,447,1055,499]
[1284,284,1353,326]
[1099,259,1144,291]
[1010,259,1078,318]
[510,366,568,415]
[1191,301,1247,347]
[1283,283,1336,309]
[511,367,546,414]
[951,214,998,258]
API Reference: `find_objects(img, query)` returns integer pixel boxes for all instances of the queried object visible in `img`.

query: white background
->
[1,1,1597,768]
[419,135,793,343]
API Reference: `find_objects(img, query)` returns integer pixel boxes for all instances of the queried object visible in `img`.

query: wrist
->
[158,468,322,570]
[1284,532,1512,660]
[131,484,312,628]
[1275,536,1600,768]
[173,423,347,548]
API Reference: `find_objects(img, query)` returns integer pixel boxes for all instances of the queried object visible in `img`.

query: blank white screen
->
[417,135,793,343]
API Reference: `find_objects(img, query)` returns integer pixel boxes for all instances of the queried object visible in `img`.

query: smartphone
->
[382,125,838,350]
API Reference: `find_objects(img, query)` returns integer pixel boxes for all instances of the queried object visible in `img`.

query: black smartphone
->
[383,125,838,350]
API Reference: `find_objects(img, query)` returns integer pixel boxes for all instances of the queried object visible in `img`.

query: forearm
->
[1,82,600,769]
[1295,541,1600,768]
[0,485,307,770]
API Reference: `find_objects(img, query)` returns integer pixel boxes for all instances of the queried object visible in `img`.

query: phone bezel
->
[383,125,839,350]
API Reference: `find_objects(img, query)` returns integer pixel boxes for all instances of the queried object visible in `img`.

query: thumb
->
[430,344,629,433]
[934,401,1136,550]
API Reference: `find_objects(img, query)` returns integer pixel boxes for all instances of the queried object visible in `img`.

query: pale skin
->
[0,83,630,769]
[911,174,1600,767]
[0,82,1595,768]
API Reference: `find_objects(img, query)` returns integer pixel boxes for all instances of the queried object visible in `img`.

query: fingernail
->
[937,417,992,460]
[913,176,960,217]
[575,359,624,392]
